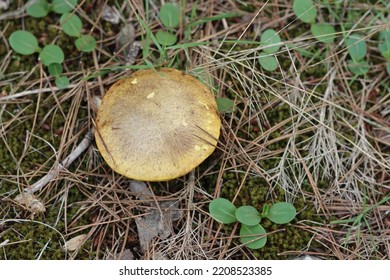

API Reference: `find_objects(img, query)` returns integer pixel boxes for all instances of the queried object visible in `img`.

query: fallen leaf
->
[64,234,87,251]
[135,200,182,252]
[14,193,46,213]
[129,180,182,252]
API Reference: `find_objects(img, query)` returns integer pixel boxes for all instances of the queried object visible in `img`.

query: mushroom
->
[95,68,221,181]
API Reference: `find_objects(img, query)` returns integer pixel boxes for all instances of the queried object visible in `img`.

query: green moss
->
[0,202,92,260]
[0,90,92,259]
[2,0,386,260]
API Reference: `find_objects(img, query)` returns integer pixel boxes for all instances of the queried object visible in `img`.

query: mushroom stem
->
[25,128,95,194]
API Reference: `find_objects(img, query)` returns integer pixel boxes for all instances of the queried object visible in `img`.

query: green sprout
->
[258,29,282,72]
[60,13,96,52]
[293,0,336,45]
[156,3,180,46]
[209,198,297,249]
[9,0,97,89]
[9,30,68,88]
[9,30,69,88]
[345,33,369,75]
[26,0,78,17]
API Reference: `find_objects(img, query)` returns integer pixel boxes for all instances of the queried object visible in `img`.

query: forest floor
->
[0,0,389,260]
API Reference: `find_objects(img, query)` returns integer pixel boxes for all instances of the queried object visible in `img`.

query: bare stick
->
[25,128,95,194]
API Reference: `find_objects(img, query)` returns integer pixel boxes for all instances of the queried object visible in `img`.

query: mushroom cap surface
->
[95,68,221,181]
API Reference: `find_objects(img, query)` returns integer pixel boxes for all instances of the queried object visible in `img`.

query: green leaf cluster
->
[26,1,95,52]
[8,0,99,89]
[293,0,336,44]
[60,13,96,52]
[291,0,386,76]
[26,0,78,17]
[345,34,369,75]
[292,2,389,76]
[156,3,180,46]
[258,29,282,72]
[209,198,296,249]
[9,30,68,88]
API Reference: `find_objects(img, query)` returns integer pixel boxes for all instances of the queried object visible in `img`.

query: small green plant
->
[9,30,69,88]
[216,97,236,113]
[26,0,96,53]
[291,0,386,77]
[9,0,97,88]
[258,29,282,72]
[293,0,336,45]
[292,0,317,24]
[209,198,296,249]
[258,53,278,72]
[156,3,180,46]
[9,30,68,88]
[345,33,369,75]
[26,0,78,16]
[330,195,390,245]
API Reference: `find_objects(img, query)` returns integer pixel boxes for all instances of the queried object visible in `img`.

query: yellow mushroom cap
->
[95,68,221,181]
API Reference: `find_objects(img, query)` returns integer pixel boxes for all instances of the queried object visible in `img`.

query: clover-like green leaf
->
[52,0,78,14]
[75,35,96,52]
[311,23,336,44]
[55,76,70,89]
[209,198,237,224]
[266,202,296,224]
[347,60,369,75]
[258,52,278,71]
[235,206,261,226]
[379,30,390,42]
[261,29,281,54]
[60,13,82,37]
[9,31,40,55]
[216,97,235,113]
[379,42,390,60]
[240,224,267,249]
[155,30,177,46]
[48,63,63,77]
[26,0,49,18]
[159,3,180,28]
[378,31,390,60]
[39,45,64,66]
[346,34,367,62]
[293,0,317,24]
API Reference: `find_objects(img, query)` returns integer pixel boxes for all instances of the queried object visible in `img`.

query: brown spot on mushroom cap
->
[95,68,221,181]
